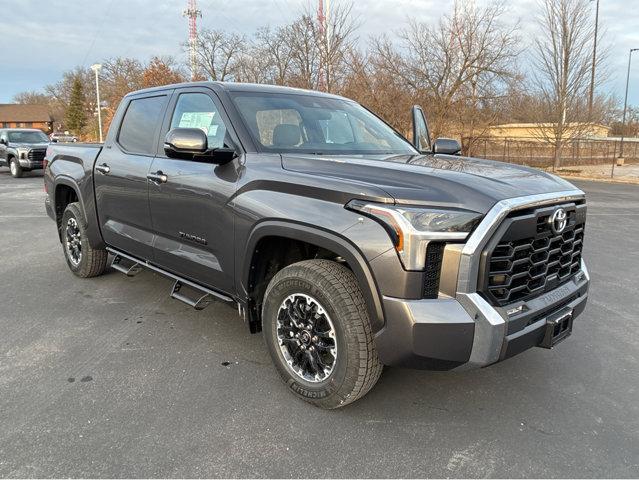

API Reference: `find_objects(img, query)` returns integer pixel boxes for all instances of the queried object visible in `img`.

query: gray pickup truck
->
[0,128,50,178]
[44,82,589,408]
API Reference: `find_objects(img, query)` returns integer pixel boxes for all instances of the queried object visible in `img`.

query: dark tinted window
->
[118,95,168,155]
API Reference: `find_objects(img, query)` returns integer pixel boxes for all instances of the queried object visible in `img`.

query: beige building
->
[486,123,611,141]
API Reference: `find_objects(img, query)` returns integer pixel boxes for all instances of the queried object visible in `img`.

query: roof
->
[128,81,346,101]
[0,104,52,123]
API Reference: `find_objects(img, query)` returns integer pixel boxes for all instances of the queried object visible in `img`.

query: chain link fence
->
[463,137,639,180]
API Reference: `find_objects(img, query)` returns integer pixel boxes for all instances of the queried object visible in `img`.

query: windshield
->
[8,131,49,144]
[231,92,417,156]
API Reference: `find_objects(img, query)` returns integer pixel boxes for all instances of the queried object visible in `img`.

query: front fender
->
[240,220,388,333]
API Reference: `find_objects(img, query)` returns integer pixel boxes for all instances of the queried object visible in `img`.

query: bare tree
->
[252,26,294,84]
[372,1,519,141]
[532,0,606,169]
[12,91,51,105]
[312,2,360,92]
[286,15,322,90]
[193,29,246,81]
[98,58,144,132]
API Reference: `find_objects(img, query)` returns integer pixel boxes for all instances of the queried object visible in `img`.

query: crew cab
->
[0,128,50,178]
[44,82,589,408]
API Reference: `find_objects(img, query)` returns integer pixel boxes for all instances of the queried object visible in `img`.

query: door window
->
[118,95,168,155]
[170,93,229,150]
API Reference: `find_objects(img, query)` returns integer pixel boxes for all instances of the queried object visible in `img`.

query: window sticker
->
[179,111,215,134]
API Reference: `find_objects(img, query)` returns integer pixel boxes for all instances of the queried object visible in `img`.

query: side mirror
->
[200,147,237,165]
[0,138,6,146]
[164,128,208,157]
[411,105,431,153]
[433,138,462,155]
[164,127,237,165]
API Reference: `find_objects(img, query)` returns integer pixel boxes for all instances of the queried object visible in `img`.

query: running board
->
[111,254,143,277]
[170,280,214,310]
[106,248,234,309]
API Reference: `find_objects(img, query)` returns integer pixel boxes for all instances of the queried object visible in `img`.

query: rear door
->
[147,87,241,293]
[94,93,170,260]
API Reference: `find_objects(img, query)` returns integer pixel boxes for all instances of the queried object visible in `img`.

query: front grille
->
[28,149,46,161]
[481,202,586,306]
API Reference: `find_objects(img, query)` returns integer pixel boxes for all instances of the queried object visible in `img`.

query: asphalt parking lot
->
[0,169,637,478]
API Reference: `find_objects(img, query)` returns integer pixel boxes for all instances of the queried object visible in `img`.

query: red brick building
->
[0,104,53,133]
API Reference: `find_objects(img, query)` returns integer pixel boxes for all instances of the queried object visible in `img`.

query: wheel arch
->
[52,177,106,249]
[240,220,385,335]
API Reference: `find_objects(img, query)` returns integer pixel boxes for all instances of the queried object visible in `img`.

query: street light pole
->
[619,48,638,160]
[90,64,103,143]
[588,0,600,120]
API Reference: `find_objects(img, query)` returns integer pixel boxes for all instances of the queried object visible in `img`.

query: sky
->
[2,0,638,108]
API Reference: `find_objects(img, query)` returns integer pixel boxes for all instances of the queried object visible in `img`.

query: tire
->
[262,259,382,409]
[9,158,22,178]
[61,202,108,278]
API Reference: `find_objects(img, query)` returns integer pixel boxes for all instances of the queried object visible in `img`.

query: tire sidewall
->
[10,158,21,178]
[263,270,352,404]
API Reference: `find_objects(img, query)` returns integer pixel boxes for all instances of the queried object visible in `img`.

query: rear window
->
[118,95,168,155]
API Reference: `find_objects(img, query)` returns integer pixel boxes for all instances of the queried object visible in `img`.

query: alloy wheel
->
[64,217,82,266]
[276,293,338,383]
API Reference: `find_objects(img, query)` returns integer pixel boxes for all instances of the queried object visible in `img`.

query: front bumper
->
[375,261,589,369]
[19,159,44,170]
[374,190,590,370]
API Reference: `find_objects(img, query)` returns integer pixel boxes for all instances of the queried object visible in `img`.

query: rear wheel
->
[61,202,108,278]
[262,259,382,409]
[9,158,22,178]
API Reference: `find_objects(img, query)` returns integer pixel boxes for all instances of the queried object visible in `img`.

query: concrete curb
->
[557,174,639,185]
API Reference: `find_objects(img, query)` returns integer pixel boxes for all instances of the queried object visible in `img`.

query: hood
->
[282,153,578,214]
[13,142,49,149]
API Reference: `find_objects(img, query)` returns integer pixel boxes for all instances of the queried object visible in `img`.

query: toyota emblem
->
[549,208,568,234]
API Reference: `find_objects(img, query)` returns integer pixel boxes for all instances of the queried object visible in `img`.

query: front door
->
[148,89,240,294]
[94,93,170,260]
[0,131,8,165]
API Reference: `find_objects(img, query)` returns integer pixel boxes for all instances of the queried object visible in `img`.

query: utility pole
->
[90,63,103,143]
[619,48,638,160]
[588,0,600,120]
[183,0,202,81]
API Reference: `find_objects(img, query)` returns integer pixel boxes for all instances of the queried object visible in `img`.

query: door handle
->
[95,163,110,175]
[147,171,168,184]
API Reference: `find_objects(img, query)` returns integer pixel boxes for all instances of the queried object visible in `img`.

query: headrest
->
[272,124,301,147]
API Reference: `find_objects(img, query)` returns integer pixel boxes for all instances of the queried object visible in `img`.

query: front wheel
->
[9,158,22,178]
[61,202,108,278]
[262,259,382,409]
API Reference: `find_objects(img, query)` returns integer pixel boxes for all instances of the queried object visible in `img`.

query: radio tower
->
[183,0,202,81]
[317,0,327,91]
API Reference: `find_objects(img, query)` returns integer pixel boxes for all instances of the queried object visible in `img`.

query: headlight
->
[18,148,28,160]
[346,200,482,270]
